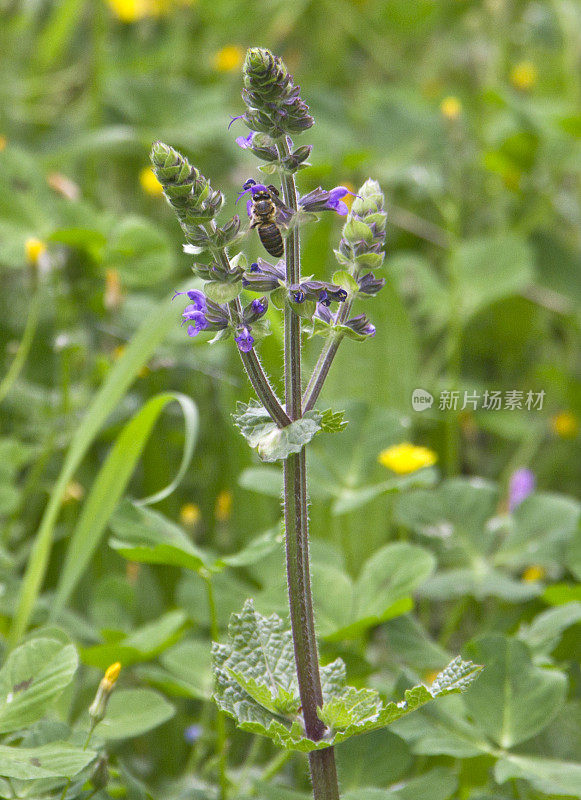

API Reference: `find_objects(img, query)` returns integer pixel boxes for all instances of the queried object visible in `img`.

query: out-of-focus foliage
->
[0,0,580,798]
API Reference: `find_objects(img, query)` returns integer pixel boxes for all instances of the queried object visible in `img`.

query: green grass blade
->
[51,391,198,618]
[8,290,180,648]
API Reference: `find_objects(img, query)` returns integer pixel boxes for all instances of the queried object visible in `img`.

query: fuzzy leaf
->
[213,602,481,752]
[233,401,322,462]
[319,409,348,433]
[204,280,242,303]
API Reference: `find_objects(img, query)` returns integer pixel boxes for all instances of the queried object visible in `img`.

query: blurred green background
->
[0,0,580,798]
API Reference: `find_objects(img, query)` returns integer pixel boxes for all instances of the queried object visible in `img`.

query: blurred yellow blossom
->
[48,172,80,201]
[0,135,7,152]
[139,166,164,197]
[107,0,151,21]
[105,268,123,311]
[522,565,546,583]
[378,443,437,474]
[440,96,462,121]
[213,45,244,73]
[510,61,537,91]
[63,481,85,503]
[181,502,201,526]
[25,238,47,266]
[341,181,356,211]
[550,411,579,439]
[215,489,232,522]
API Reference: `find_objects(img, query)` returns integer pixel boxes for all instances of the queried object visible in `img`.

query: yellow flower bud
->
[139,166,164,197]
[213,45,244,73]
[510,61,537,91]
[89,663,121,726]
[25,238,47,266]
[440,96,462,121]
[104,662,121,686]
[378,443,438,474]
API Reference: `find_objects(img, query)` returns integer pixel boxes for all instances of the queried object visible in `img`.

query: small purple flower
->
[314,302,334,326]
[250,262,260,272]
[357,272,386,296]
[292,288,306,303]
[509,468,536,511]
[184,724,202,744]
[235,327,255,353]
[299,186,356,216]
[236,131,255,149]
[345,314,376,338]
[186,312,209,337]
[251,298,267,315]
[173,289,207,312]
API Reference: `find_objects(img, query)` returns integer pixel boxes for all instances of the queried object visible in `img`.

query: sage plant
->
[151,48,480,800]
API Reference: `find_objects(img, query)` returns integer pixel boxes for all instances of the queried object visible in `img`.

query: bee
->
[244,180,285,258]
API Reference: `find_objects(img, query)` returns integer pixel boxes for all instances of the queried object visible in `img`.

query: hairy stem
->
[277,138,340,800]
[213,244,289,427]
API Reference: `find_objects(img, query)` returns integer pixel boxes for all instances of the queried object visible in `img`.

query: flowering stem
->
[302,301,352,412]
[213,246,289,427]
[277,138,340,800]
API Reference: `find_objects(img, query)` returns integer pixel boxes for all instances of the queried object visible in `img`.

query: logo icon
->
[412,388,434,412]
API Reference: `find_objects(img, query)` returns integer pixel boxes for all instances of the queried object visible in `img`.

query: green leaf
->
[204,280,242,303]
[0,639,78,733]
[332,270,359,294]
[0,742,96,780]
[10,286,185,646]
[93,688,174,739]
[238,466,283,497]
[52,392,198,617]
[104,215,175,287]
[332,470,438,516]
[313,543,435,640]
[495,754,581,798]
[464,634,567,748]
[518,602,581,656]
[233,401,323,462]
[159,639,213,699]
[217,527,283,568]
[81,610,188,668]
[109,500,212,573]
[319,408,348,433]
[450,234,533,321]
[213,601,481,752]
[336,730,411,790]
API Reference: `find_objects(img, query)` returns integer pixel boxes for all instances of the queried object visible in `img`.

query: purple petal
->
[509,468,535,511]
[235,132,254,149]
[328,186,350,202]
[331,199,349,215]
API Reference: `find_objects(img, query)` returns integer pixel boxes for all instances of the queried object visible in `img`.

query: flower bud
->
[88,662,121,727]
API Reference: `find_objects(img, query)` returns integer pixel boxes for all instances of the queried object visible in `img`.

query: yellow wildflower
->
[440,96,462,121]
[510,61,537,91]
[378,443,437,475]
[25,238,47,266]
[522,565,546,583]
[0,135,7,152]
[181,502,201,527]
[215,489,233,522]
[139,166,164,197]
[213,45,244,73]
[104,662,122,686]
[107,0,152,22]
[550,411,579,439]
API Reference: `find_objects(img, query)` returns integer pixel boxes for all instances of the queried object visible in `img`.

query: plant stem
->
[277,138,340,800]
[303,301,351,412]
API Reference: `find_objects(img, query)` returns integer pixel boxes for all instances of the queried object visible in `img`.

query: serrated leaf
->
[233,401,323,462]
[319,409,348,433]
[0,639,78,733]
[213,602,481,752]
[0,742,97,780]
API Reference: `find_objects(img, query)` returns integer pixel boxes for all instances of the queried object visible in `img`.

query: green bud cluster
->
[242,48,314,138]
[334,179,387,274]
[150,141,240,256]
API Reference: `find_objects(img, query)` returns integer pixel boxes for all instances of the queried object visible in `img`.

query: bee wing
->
[271,194,294,226]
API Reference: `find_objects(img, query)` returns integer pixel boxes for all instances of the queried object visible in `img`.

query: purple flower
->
[186,312,209,337]
[298,186,355,216]
[345,314,376,338]
[252,298,267,315]
[509,468,536,511]
[173,289,207,312]
[357,272,386,296]
[235,327,255,352]
[236,132,255,149]
[184,724,202,744]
